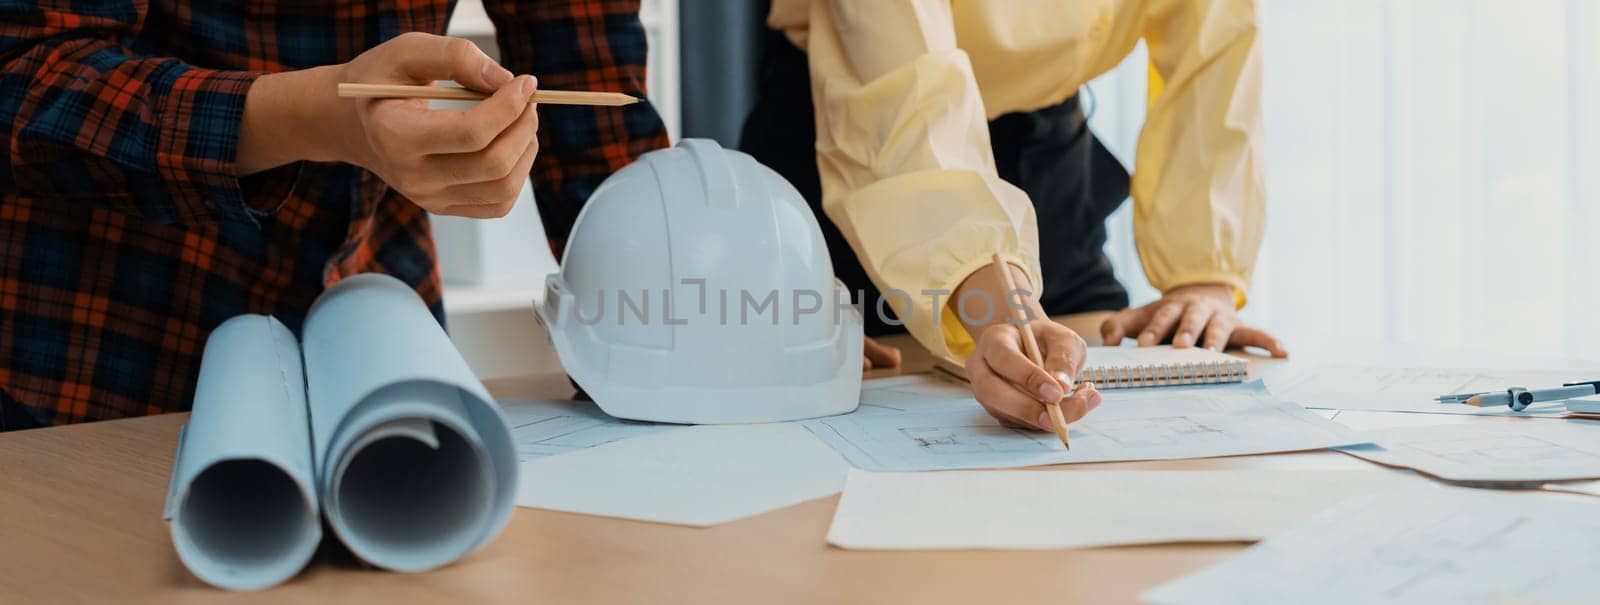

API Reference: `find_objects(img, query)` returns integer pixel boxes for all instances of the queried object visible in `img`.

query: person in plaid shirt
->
[0,1,669,429]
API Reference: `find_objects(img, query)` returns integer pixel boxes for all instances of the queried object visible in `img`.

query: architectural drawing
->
[1079,416,1226,448]
[1407,435,1598,467]
[1273,366,1585,416]
[500,398,676,460]
[859,373,972,407]
[1144,486,1596,605]
[803,381,1364,471]
[1338,421,1600,482]
[898,424,1055,454]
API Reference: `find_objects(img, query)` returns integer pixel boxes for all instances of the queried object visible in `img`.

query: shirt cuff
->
[936,253,1040,364]
[150,64,272,224]
[1164,272,1251,310]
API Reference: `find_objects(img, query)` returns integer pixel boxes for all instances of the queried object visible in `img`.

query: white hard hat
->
[535,139,863,424]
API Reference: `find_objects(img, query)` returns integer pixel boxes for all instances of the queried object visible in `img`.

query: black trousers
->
[738,32,1131,336]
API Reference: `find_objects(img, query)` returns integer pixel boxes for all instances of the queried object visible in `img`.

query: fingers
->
[433,120,540,208]
[980,325,1065,405]
[1100,317,1120,347]
[390,32,513,90]
[1172,304,1214,349]
[449,75,537,153]
[1046,382,1102,426]
[1139,301,1185,347]
[407,75,536,154]
[1231,326,1290,358]
[432,81,539,177]
[433,150,534,209]
[1100,305,1152,346]
[437,199,517,218]
[1036,321,1087,387]
[1200,315,1236,352]
[863,337,902,369]
[969,358,1055,431]
[972,320,1109,433]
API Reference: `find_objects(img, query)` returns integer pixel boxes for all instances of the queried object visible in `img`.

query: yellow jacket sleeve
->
[1128,0,1267,306]
[805,0,1042,362]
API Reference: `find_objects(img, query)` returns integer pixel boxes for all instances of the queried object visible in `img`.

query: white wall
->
[1090,0,1600,360]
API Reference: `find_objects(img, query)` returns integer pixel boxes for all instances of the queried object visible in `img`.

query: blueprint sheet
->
[1336,419,1600,483]
[1143,485,1600,605]
[856,373,973,411]
[499,373,971,461]
[803,381,1367,471]
[1273,366,1590,417]
[499,398,679,460]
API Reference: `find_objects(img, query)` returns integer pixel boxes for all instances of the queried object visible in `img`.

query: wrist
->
[953,262,1046,335]
[1165,282,1239,307]
[238,66,358,174]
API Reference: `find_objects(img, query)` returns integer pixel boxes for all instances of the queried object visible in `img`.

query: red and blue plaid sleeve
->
[0,1,273,227]
[482,0,670,251]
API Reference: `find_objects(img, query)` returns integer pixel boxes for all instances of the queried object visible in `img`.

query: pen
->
[1436,380,1600,412]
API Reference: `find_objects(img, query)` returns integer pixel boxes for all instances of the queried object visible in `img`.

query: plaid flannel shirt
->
[0,0,669,429]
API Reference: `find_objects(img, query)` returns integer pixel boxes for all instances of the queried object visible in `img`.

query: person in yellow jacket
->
[740,0,1288,431]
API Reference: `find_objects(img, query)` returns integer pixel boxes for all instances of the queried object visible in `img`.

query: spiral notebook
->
[936,345,1249,389]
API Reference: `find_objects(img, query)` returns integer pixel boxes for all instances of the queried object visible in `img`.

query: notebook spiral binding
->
[1078,359,1249,389]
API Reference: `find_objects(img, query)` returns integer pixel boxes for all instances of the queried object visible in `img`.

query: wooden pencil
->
[991,253,1072,448]
[336,83,640,107]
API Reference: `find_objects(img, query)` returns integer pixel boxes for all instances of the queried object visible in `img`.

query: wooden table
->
[0,313,1523,604]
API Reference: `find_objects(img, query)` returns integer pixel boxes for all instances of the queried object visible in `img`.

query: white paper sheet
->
[1274,366,1590,416]
[1143,485,1600,605]
[499,398,678,460]
[803,382,1366,471]
[827,469,1417,550]
[301,274,517,573]
[516,423,848,526]
[1336,419,1600,483]
[163,315,321,591]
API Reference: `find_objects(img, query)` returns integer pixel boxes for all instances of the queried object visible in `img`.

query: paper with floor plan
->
[515,423,848,526]
[499,398,678,460]
[1143,485,1600,605]
[802,381,1367,472]
[1273,366,1590,416]
[827,469,1417,550]
[1335,419,1600,482]
[856,373,974,415]
[497,375,966,461]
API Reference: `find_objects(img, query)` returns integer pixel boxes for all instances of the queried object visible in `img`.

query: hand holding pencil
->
[315,33,555,218]
[956,255,1102,441]
[337,83,638,106]
[241,32,643,220]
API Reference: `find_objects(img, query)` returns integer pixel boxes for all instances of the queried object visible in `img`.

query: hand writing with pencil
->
[957,261,1103,434]
[238,32,540,218]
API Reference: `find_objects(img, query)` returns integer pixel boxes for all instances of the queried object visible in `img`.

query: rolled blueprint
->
[164,315,320,591]
[301,273,517,572]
